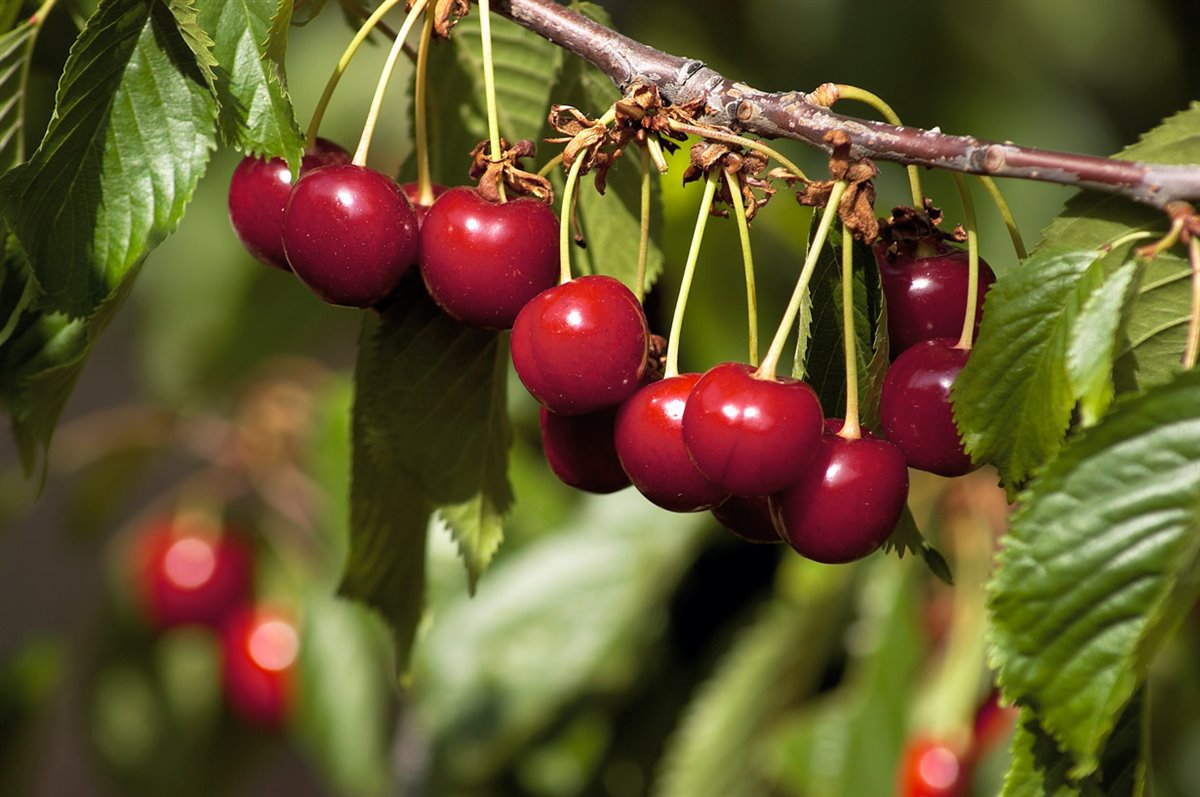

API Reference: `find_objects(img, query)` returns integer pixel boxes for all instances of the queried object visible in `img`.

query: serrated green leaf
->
[1067,258,1140,426]
[880,506,953,585]
[166,0,218,94]
[1114,254,1190,390]
[0,17,37,172]
[0,0,219,318]
[201,0,303,165]
[953,248,1100,490]
[988,370,1200,778]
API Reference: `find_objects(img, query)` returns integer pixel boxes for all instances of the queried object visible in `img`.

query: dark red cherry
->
[711,495,781,544]
[540,406,630,494]
[400,181,446,227]
[879,338,978,477]
[511,275,649,415]
[281,164,419,308]
[897,736,969,797]
[614,374,729,512]
[769,428,909,563]
[227,138,350,270]
[875,241,995,358]
[220,606,299,729]
[419,187,559,329]
[681,363,824,496]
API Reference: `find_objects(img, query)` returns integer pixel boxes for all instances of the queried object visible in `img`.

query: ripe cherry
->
[131,518,253,630]
[770,426,909,563]
[614,374,729,512]
[419,187,559,329]
[511,275,649,415]
[540,406,630,494]
[897,736,969,797]
[711,495,781,544]
[875,241,995,358]
[227,138,350,270]
[220,606,299,729]
[281,164,418,308]
[879,338,978,477]
[681,363,824,496]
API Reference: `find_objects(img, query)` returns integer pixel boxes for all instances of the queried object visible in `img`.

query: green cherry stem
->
[832,84,922,207]
[307,0,408,150]
[478,0,507,201]
[977,176,1027,260]
[951,172,981,350]
[559,154,586,283]
[665,171,721,379]
[838,224,862,440]
[757,181,848,381]
[646,134,670,173]
[667,119,808,182]
[30,0,59,25]
[537,152,565,178]
[353,0,428,167]
[413,6,435,205]
[636,144,652,302]
[722,168,759,367]
[1184,236,1200,370]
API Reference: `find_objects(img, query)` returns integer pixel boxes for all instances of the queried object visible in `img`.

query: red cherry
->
[875,241,995,358]
[419,187,559,329]
[710,495,781,544]
[281,164,419,308]
[220,606,299,729]
[511,275,649,415]
[132,518,253,630]
[400,181,446,227]
[770,427,909,563]
[897,737,969,797]
[681,363,824,496]
[614,374,729,512]
[540,406,630,494]
[227,138,350,270]
[879,338,978,476]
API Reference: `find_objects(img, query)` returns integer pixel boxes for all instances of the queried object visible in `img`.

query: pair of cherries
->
[228,140,559,326]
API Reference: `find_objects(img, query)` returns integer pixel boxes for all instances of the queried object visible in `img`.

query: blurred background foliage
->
[1,0,1198,795]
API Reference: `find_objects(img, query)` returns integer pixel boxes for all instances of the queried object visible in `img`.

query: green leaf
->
[165,0,218,93]
[952,248,1100,489]
[1067,258,1141,426]
[0,0,219,318]
[200,0,304,165]
[988,369,1200,778]
[0,237,35,348]
[1114,253,1190,391]
[880,506,954,585]
[0,17,38,172]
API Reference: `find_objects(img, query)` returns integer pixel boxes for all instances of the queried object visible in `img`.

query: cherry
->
[769,426,909,563]
[710,495,781,544]
[511,275,649,415]
[614,374,729,512]
[875,241,995,358]
[220,606,299,729]
[897,736,969,797]
[681,363,824,496]
[400,181,446,227]
[281,164,419,308]
[419,187,559,329]
[227,138,350,270]
[879,338,978,477]
[540,406,630,494]
[131,517,253,630]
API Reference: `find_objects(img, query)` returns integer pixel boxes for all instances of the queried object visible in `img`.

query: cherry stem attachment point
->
[977,176,1027,260]
[354,0,428,167]
[831,84,922,207]
[413,7,435,206]
[646,135,670,173]
[722,169,759,367]
[667,119,808,182]
[758,181,849,381]
[636,145,652,302]
[479,0,507,201]
[665,171,720,379]
[951,172,981,350]
[838,225,862,440]
[1184,236,1200,370]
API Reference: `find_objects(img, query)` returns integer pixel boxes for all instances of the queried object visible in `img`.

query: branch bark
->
[491,0,1200,212]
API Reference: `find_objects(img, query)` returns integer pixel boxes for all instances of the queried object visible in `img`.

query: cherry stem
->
[307,0,408,150]
[1184,236,1200,370]
[413,6,435,205]
[636,145,652,302]
[646,135,670,173]
[354,0,428,167]
[665,171,720,379]
[977,176,1027,260]
[838,225,862,440]
[1106,231,1158,252]
[758,180,848,381]
[722,168,759,367]
[30,0,58,25]
[479,0,507,201]
[559,154,586,283]
[537,152,564,178]
[952,172,981,350]
[831,84,922,207]
[667,119,808,182]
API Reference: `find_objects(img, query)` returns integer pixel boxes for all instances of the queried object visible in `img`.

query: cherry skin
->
[227,138,350,270]
[540,406,630,494]
[875,241,996,359]
[220,606,299,729]
[614,374,729,512]
[281,164,418,308]
[897,736,969,797]
[131,518,253,630]
[400,181,446,227]
[769,425,909,563]
[511,275,649,415]
[419,187,559,329]
[681,363,824,497]
[879,338,978,477]
[710,495,781,544]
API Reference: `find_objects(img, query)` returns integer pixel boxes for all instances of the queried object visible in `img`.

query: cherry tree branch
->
[491,0,1200,212]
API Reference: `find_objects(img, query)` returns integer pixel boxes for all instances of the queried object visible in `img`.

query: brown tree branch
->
[491,0,1200,212]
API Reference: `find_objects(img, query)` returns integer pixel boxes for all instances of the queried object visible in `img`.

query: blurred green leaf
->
[0,16,38,172]
[0,237,35,348]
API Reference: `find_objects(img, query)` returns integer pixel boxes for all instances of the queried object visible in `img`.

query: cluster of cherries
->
[131,515,299,728]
